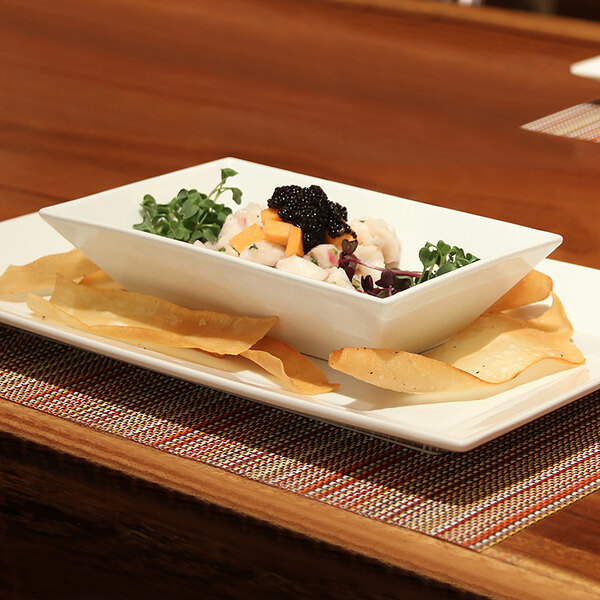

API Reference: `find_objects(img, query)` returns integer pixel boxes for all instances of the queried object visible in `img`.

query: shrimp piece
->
[353,245,386,281]
[350,220,373,245]
[350,218,401,266]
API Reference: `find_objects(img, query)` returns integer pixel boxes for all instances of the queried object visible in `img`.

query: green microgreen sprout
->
[133,168,242,244]
[416,241,479,284]
[338,238,479,297]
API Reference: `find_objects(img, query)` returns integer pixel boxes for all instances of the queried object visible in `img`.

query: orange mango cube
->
[260,207,282,225]
[285,225,304,257]
[263,219,292,246]
[229,223,266,254]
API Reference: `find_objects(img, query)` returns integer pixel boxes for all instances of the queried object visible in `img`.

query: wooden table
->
[1,1,599,598]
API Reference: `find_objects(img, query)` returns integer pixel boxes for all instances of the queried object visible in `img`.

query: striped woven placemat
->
[522,99,600,142]
[1,323,598,551]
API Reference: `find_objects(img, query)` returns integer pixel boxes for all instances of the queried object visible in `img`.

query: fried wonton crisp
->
[424,294,583,383]
[27,275,277,355]
[0,249,98,296]
[328,291,584,394]
[486,270,553,313]
[78,270,125,290]
[6,250,338,394]
[242,336,339,395]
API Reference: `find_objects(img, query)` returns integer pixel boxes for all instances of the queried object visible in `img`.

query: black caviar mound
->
[267,185,355,252]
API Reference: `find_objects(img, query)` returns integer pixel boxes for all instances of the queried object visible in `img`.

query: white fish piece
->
[219,213,243,242]
[350,218,401,265]
[233,202,262,230]
[199,237,237,257]
[203,240,238,257]
[205,203,263,256]
[276,255,329,280]
[240,240,286,266]
[353,245,385,281]
[205,213,241,255]
[307,244,340,268]
[325,267,355,290]
[351,219,373,245]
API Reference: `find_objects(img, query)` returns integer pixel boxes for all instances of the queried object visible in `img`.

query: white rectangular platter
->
[1,212,599,452]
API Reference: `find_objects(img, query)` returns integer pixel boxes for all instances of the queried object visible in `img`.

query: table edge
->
[2,398,599,600]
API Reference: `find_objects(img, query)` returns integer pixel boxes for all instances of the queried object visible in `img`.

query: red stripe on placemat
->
[295,443,396,496]
[462,467,600,548]
[148,404,252,448]
[434,447,600,542]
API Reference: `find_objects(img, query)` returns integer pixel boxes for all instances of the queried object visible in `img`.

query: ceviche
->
[133,169,479,297]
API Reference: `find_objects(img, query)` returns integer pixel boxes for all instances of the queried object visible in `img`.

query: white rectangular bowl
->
[39,158,561,359]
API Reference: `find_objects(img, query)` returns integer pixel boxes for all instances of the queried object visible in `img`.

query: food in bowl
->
[133,169,479,298]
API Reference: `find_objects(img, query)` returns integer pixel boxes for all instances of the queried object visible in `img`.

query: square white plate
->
[1,212,598,452]
[38,158,561,359]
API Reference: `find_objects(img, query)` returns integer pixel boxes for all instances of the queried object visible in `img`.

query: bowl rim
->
[38,156,563,310]
[39,207,563,311]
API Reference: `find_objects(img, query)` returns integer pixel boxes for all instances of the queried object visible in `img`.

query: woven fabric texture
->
[522,99,600,142]
[1,324,598,551]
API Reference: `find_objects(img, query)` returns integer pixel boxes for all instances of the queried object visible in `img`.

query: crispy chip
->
[13,253,335,394]
[425,298,583,384]
[328,347,491,393]
[27,275,277,355]
[242,336,339,395]
[0,249,98,296]
[524,293,573,335]
[13,249,575,398]
[486,270,553,312]
[328,293,585,394]
[79,270,125,291]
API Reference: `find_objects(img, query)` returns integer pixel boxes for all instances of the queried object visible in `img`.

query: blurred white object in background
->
[571,56,600,81]
[436,0,558,12]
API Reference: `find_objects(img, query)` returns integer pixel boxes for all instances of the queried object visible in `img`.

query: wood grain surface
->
[1,0,600,599]
[3,430,488,600]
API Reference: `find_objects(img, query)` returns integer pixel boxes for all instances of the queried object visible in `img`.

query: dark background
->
[488,0,600,21]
